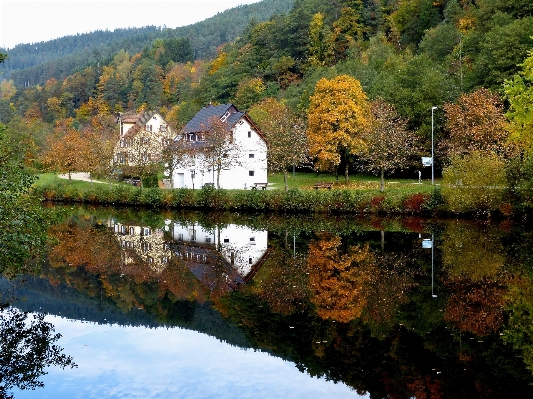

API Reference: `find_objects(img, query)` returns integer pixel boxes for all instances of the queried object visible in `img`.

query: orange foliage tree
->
[440,88,509,163]
[41,119,87,179]
[307,231,374,323]
[307,74,371,183]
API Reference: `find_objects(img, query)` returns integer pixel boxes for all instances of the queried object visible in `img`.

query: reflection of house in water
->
[169,222,269,291]
[108,221,172,274]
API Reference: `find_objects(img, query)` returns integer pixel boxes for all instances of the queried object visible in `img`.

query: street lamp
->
[431,106,437,185]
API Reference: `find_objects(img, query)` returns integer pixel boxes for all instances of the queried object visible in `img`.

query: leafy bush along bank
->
[31,181,531,218]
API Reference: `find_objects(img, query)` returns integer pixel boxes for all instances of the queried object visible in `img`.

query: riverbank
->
[31,174,530,219]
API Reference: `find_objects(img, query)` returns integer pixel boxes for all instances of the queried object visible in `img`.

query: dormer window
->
[220,111,231,122]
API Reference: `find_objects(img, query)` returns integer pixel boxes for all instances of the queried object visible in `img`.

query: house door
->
[177,173,185,188]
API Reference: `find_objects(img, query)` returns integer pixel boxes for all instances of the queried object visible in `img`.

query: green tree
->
[504,47,533,154]
[0,126,48,276]
[0,304,77,398]
[441,151,507,214]
[306,74,371,183]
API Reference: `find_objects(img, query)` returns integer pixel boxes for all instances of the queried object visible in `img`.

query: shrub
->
[403,193,430,214]
[442,152,507,214]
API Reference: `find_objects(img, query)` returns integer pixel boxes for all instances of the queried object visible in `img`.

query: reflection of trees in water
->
[250,245,309,316]
[441,221,505,279]
[0,304,76,399]
[443,277,507,336]
[307,232,375,323]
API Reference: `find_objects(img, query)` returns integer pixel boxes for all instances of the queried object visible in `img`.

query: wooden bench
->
[313,182,333,190]
[251,183,268,190]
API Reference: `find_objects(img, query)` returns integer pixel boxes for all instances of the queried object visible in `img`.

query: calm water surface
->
[2,205,533,398]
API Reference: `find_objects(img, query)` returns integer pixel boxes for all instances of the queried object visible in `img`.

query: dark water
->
[2,205,533,398]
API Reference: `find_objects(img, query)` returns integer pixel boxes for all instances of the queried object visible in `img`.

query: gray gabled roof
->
[182,103,242,133]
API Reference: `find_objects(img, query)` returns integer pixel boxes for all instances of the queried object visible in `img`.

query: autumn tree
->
[80,115,118,181]
[440,88,509,162]
[307,231,375,323]
[359,98,419,192]
[41,119,86,179]
[249,98,309,191]
[307,74,371,183]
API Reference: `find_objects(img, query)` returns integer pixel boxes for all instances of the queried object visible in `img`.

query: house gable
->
[114,110,173,166]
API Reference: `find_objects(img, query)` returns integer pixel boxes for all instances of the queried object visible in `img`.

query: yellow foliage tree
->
[308,232,374,323]
[307,74,371,183]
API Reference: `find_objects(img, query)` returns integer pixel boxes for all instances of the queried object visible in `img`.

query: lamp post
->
[431,106,437,185]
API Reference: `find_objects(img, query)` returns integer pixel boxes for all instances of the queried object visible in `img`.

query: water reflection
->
[3,206,533,398]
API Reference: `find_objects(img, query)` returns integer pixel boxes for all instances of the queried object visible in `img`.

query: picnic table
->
[251,182,268,190]
[313,182,333,190]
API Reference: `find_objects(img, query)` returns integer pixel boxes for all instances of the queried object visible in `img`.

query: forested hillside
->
[0,0,295,85]
[1,0,533,207]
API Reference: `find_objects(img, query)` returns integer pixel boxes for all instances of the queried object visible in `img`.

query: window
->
[249,257,253,264]
[223,238,230,243]
[162,256,168,264]
[220,111,231,122]
[120,139,124,148]
[205,237,212,243]
[129,227,135,235]
[248,131,251,138]
[249,153,254,158]
[147,256,154,264]
[249,171,255,177]
[142,242,152,252]
[250,237,255,244]
[143,227,151,236]
[145,124,152,132]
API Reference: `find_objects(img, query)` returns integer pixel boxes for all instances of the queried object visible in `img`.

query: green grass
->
[267,171,435,194]
[34,171,436,195]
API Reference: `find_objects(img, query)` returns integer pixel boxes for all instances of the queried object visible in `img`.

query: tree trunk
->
[216,159,221,189]
[344,150,349,185]
[283,169,289,191]
[380,168,385,192]
[345,162,349,185]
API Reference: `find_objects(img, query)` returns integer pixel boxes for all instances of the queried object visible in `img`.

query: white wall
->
[170,222,268,279]
[171,116,267,190]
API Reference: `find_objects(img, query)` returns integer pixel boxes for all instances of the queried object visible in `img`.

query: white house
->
[170,103,268,190]
[169,221,269,285]
[113,110,173,167]
[108,220,172,274]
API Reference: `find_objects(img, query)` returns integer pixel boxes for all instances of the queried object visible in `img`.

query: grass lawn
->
[267,171,436,194]
[34,171,437,197]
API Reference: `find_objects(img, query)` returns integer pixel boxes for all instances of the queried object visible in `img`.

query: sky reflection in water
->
[13,315,364,399]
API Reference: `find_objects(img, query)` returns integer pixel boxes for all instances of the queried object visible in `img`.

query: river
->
[2,204,533,398]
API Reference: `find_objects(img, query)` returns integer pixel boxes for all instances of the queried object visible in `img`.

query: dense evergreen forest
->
[1,0,533,204]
